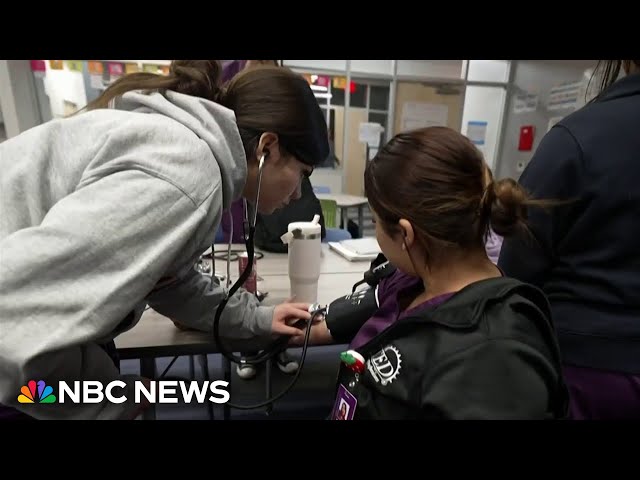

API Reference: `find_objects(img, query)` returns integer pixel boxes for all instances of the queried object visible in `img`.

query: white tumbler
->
[281,216,322,304]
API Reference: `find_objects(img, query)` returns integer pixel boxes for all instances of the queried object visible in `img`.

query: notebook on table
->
[328,237,381,261]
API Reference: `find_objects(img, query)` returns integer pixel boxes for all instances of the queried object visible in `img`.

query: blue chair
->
[324,227,352,243]
[313,185,331,194]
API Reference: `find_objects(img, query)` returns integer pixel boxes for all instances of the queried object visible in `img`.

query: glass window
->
[467,60,510,83]
[348,82,366,108]
[369,85,390,111]
[331,85,345,106]
[368,112,388,143]
[461,85,507,170]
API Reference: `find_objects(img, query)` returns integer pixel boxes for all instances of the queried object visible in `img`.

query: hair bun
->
[489,178,528,236]
[170,60,224,103]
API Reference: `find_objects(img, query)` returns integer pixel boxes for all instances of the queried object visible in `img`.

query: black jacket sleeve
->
[421,337,561,419]
[498,125,585,288]
[254,177,326,253]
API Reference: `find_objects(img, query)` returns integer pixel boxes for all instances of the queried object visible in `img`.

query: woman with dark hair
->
[499,60,640,419]
[0,60,329,419]
[301,126,568,419]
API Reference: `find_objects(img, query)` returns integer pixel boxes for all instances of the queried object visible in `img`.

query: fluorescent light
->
[311,85,328,92]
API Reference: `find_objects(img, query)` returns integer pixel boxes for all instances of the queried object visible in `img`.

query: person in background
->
[0,60,328,419]
[254,176,326,254]
[482,167,503,264]
[498,60,640,419]
[295,126,568,419]
[485,229,503,265]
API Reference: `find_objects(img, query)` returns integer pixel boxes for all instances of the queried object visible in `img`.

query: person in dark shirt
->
[498,60,640,419]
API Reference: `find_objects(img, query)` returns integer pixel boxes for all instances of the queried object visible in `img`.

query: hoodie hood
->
[112,90,247,209]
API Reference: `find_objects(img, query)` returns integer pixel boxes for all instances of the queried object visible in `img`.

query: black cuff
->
[325,287,379,344]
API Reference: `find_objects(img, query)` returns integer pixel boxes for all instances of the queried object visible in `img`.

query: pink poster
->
[107,62,124,77]
[30,60,46,72]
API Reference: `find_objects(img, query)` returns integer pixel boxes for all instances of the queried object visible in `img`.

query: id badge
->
[331,384,357,420]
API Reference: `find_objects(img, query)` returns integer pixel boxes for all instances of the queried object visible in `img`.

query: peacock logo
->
[18,380,56,404]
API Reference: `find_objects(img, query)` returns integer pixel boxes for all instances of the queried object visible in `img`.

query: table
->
[115,271,364,420]
[315,193,368,235]
[211,243,371,277]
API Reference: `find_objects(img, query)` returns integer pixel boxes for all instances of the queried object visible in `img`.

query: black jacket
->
[498,72,640,374]
[333,277,569,420]
[254,177,326,253]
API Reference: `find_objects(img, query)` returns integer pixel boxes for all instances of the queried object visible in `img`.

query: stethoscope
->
[211,154,326,411]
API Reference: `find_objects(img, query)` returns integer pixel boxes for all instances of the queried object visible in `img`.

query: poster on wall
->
[401,102,448,131]
[87,61,104,75]
[358,122,384,148]
[143,63,161,73]
[49,60,64,70]
[513,93,538,113]
[125,63,140,74]
[87,61,104,90]
[66,61,84,73]
[30,60,46,77]
[107,62,124,80]
[467,121,488,145]
[332,77,347,89]
[547,81,581,111]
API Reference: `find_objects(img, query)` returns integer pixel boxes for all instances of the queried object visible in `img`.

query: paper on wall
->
[547,81,581,111]
[358,122,384,147]
[401,102,448,131]
[514,93,538,113]
[90,74,104,89]
[467,121,488,145]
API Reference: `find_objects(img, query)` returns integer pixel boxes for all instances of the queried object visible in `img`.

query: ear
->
[397,219,415,249]
[255,132,280,163]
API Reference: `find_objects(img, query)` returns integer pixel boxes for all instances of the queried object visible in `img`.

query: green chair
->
[320,199,338,228]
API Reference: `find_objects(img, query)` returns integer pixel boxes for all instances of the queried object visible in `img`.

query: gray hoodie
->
[0,90,275,419]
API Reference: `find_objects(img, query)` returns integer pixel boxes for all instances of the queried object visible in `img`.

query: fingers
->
[279,304,311,320]
[274,323,305,337]
[288,302,314,311]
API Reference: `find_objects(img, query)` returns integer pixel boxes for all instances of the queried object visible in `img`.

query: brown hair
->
[365,127,544,263]
[83,60,329,166]
[589,60,640,102]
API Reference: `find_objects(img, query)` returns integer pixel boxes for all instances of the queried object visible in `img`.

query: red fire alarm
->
[518,125,535,151]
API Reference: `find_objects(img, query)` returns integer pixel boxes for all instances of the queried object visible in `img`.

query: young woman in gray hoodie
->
[0,60,329,420]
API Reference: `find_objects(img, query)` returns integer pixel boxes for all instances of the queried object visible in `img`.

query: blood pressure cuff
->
[351,253,397,293]
[325,286,379,344]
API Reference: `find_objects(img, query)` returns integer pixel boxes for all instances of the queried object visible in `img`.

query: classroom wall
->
[495,60,597,180]
[0,60,42,139]
[468,60,510,82]
[44,62,88,118]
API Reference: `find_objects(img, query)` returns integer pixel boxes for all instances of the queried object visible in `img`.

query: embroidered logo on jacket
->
[367,345,402,386]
